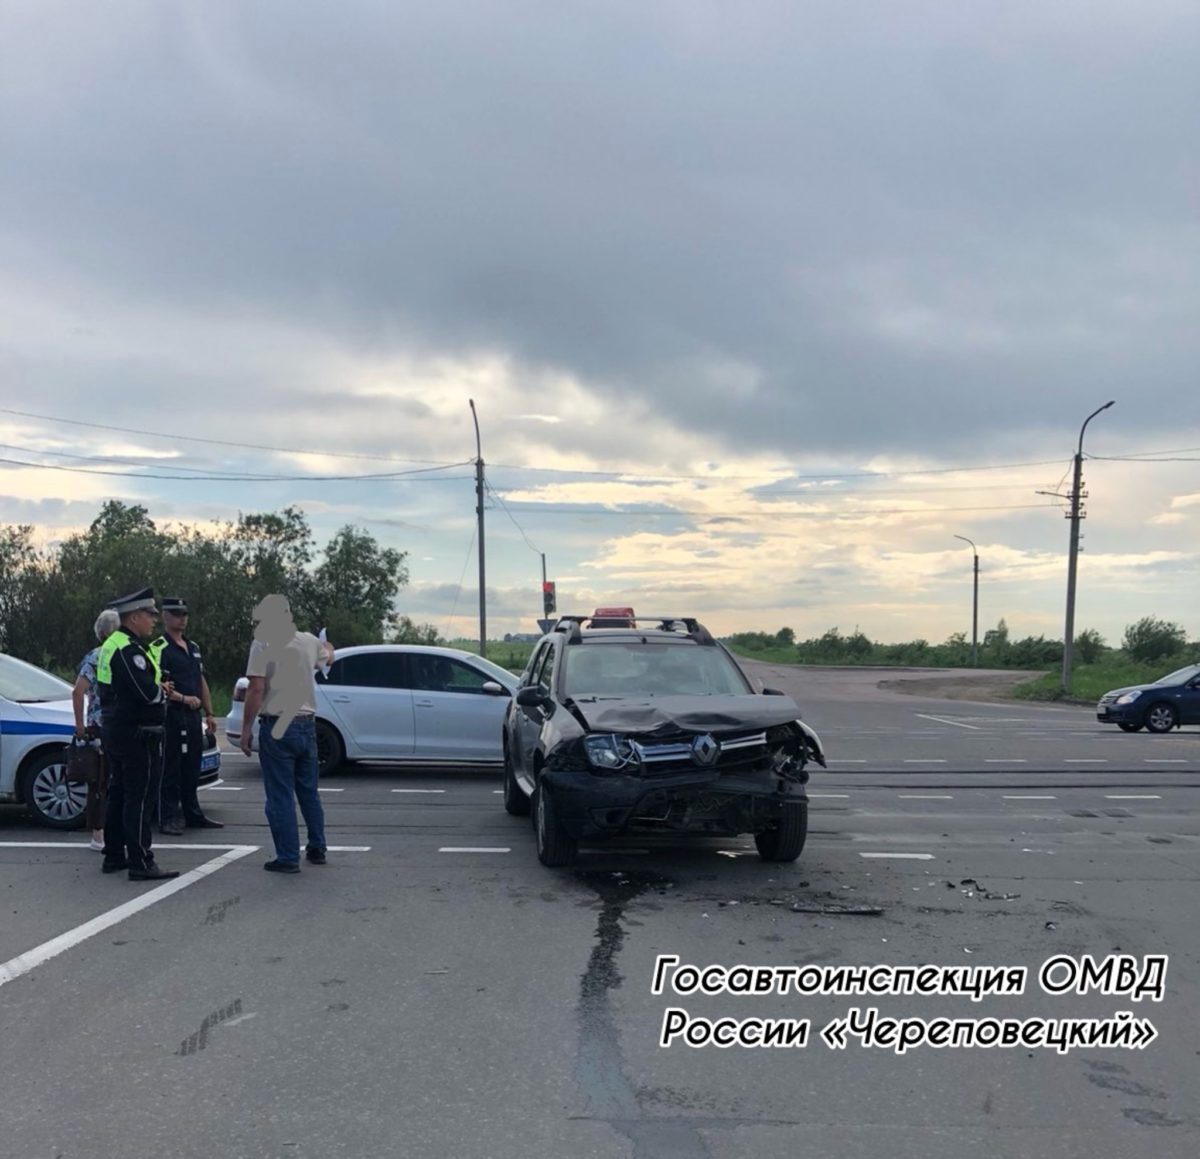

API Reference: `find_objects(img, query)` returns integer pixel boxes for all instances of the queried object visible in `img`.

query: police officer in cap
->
[150,597,223,834]
[95,588,179,881]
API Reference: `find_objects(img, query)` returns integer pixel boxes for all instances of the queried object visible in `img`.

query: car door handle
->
[415,699,434,708]
[331,696,352,703]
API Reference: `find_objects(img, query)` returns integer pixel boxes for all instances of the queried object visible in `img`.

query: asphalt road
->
[1,666,1197,1159]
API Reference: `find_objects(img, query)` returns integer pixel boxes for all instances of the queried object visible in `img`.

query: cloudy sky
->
[2,1,1197,646]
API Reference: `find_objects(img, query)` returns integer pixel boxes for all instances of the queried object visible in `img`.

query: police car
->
[0,652,221,829]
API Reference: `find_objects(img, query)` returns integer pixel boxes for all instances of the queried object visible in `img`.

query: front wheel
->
[315,720,345,776]
[1143,703,1178,734]
[1117,722,1143,733]
[23,750,87,829]
[534,782,577,867]
[503,745,530,816]
[755,801,808,862]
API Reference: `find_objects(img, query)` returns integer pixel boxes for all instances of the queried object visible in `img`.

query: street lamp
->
[1061,401,1115,695]
[953,535,979,667]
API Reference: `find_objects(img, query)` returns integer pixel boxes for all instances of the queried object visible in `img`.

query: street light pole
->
[953,535,979,667]
[1061,400,1115,695]
[469,399,487,659]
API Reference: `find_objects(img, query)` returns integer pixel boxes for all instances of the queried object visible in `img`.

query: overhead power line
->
[0,453,473,483]
[484,477,542,556]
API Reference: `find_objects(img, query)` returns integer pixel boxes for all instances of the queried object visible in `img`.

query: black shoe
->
[306,847,327,865]
[101,859,129,874]
[160,822,184,836]
[129,865,181,881]
[264,860,300,874]
[187,817,225,829]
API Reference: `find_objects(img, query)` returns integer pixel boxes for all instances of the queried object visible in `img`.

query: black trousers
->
[159,707,204,826]
[102,723,163,871]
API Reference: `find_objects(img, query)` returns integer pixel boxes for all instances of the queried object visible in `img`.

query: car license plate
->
[201,753,220,772]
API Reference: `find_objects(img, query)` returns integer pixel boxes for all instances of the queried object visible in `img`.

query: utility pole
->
[953,535,979,667]
[1061,401,1114,695]
[470,399,486,659]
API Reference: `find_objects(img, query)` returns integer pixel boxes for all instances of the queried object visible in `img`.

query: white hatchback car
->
[225,644,519,776]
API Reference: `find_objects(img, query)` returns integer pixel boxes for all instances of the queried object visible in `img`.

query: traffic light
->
[542,581,556,616]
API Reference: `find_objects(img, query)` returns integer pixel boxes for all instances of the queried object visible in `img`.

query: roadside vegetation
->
[726,617,1196,703]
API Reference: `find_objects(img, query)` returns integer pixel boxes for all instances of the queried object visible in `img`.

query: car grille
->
[631,730,769,775]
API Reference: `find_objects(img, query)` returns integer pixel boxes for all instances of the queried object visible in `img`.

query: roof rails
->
[549,615,715,645]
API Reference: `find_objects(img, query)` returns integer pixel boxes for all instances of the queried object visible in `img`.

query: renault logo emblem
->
[691,734,720,767]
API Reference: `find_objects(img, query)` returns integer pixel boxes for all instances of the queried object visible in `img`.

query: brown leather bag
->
[66,740,102,786]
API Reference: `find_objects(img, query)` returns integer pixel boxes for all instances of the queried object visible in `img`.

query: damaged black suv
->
[501,616,825,867]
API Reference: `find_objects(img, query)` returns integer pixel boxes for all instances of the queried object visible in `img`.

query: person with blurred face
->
[239,594,335,873]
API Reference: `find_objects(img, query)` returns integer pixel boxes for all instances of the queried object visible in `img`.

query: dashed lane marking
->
[898,794,953,799]
[438,846,511,853]
[1064,759,1106,763]
[1104,795,1162,800]
[860,852,935,860]
[391,789,447,794]
[1144,759,1187,764]
[810,793,850,798]
[986,759,1028,764]
[1004,795,1057,800]
[903,759,947,764]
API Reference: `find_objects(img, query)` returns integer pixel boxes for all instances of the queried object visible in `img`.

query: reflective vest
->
[96,629,162,686]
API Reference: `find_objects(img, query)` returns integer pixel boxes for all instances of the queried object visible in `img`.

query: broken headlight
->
[583,733,638,772]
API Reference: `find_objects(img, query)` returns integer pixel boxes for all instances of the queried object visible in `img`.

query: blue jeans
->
[258,715,326,865]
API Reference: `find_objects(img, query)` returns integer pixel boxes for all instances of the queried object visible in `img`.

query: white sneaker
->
[89,838,104,852]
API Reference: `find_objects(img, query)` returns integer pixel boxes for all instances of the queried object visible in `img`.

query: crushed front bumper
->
[541,765,807,841]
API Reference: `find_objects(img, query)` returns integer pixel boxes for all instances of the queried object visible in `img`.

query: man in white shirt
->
[239,594,335,873]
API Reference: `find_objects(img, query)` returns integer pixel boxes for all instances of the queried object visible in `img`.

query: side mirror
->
[762,687,786,696]
[482,681,507,696]
[516,686,548,708]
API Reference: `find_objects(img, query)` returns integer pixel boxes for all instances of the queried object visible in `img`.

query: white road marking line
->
[986,759,1028,764]
[438,846,511,853]
[317,787,343,792]
[1064,759,1106,763]
[898,794,953,799]
[860,852,935,860]
[492,790,503,794]
[1004,795,1057,800]
[1022,848,1055,854]
[810,793,850,798]
[326,846,372,852]
[915,714,981,730]
[0,845,258,990]
[1105,795,1162,800]
[826,759,866,764]
[903,759,947,764]
[391,789,447,794]
[200,785,244,791]
[1143,759,1187,764]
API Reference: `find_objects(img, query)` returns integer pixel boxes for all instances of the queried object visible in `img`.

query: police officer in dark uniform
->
[150,597,223,834]
[96,588,180,881]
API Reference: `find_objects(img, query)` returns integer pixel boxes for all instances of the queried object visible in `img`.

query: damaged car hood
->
[572,694,804,737]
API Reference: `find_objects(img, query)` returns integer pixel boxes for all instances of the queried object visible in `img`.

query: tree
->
[775,626,795,647]
[1123,617,1187,664]
[1074,628,1107,666]
[312,526,409,645]
[0,525,37,653]
[384,614,442,645]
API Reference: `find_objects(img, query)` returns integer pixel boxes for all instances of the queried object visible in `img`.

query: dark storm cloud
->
[2,0,1198,458]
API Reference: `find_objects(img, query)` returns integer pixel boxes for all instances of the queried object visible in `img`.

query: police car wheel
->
[23,751,87,829]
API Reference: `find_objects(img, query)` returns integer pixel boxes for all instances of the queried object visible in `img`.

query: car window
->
[533,644,556,691]
[410,655,497,695]
[328,652,410,690]
[522,643,547,686]
[563,642,750,698]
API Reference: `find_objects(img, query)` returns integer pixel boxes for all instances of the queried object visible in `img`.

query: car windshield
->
[563,642,750,698]
[0,653,74,703]
[1153,663,1200,686]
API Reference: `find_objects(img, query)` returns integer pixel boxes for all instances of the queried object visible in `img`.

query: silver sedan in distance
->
[225,645,519,776]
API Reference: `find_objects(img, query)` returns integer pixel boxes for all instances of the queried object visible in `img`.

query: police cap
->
[162,596,189,615]
[108,587,157,615]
